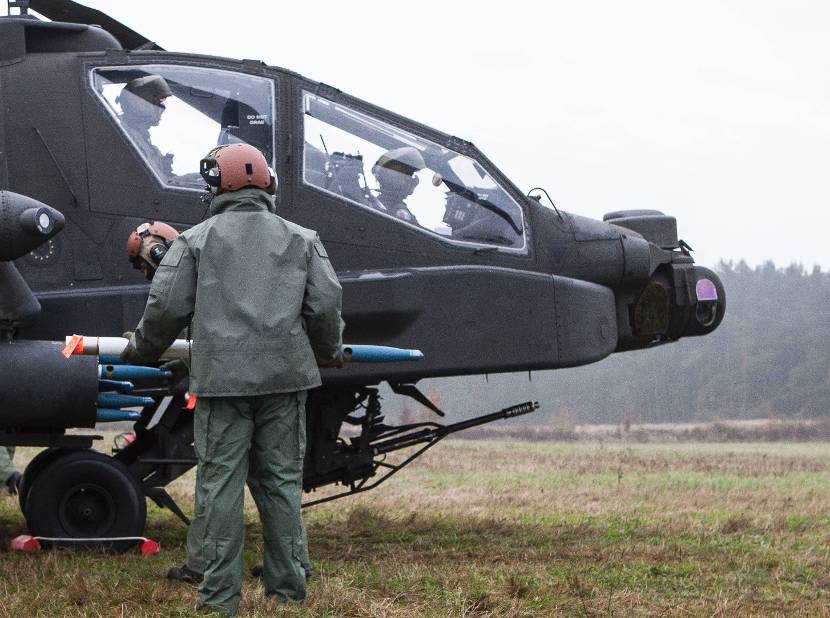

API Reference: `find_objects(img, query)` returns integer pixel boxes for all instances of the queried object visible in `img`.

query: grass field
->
[2,439,830,616]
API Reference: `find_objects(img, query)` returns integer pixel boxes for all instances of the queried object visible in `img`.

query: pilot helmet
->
[122,75,173,107]
[118,75,172,125]
[126,221,179,280]
[199,143,277,195]
[373,146,425,197]
[374,146,426,177]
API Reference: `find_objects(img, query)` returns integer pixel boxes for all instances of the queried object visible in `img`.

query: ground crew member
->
[121,143,343,615]
[370,146,426,224]
[0,447,20,494]
[124,220,315,584]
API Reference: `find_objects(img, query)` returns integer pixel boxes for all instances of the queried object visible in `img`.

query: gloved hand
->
[318,351,344,369]
[120,331,141,364]
[5,470,21,495]
[160,359,190,383]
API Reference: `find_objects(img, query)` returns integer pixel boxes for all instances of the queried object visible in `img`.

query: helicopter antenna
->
[7,0,29,16]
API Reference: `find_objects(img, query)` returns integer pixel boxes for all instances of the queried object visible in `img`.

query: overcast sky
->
[32,1,830,269]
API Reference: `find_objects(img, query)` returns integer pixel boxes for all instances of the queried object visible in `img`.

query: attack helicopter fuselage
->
[0,8,724,545]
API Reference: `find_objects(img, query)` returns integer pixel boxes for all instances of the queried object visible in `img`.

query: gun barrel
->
[372,401,539,455]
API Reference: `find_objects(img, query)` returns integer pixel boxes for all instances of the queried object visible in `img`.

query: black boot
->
[167,564,203,584]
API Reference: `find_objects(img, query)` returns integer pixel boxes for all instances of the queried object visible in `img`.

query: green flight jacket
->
[125,188,343,396]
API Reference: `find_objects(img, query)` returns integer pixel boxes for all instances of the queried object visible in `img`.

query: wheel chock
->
[139,538,160,555]
[10,535,41,551]
[10,535,159,554]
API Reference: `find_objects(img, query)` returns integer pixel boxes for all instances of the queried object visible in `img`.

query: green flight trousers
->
[0,447,17,484]
[186,492,311,581]
[189,392,308,615]
[186,486,311,580]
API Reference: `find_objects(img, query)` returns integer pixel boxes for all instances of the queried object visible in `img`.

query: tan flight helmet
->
[199,143,276,195]
[118,75,173,125]
[126,221,179,280]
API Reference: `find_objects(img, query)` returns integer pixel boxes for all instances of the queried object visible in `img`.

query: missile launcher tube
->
[0,340,98,429]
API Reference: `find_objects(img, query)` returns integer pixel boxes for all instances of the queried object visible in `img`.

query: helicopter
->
[0,0,724,548]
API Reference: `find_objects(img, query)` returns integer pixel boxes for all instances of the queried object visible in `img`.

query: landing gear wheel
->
[24,450,146,552]
[18,447,73,517]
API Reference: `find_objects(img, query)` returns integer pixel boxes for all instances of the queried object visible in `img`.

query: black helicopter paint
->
[0,0,724,548]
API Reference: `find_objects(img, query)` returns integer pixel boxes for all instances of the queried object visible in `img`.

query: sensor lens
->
[37,211,51,232]
[695,278,717,302]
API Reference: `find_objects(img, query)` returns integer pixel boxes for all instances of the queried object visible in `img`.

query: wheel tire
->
[18,447,73,517]
[25,450,146,552]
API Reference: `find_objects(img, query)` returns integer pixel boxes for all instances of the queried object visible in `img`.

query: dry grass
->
[2,440,830,616]
[467,418,830,443]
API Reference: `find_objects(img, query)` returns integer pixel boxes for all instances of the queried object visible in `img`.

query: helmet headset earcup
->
[147,242,168,266]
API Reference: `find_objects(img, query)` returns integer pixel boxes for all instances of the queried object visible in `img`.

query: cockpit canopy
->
[303,93,526,251]
[90,65,275,190]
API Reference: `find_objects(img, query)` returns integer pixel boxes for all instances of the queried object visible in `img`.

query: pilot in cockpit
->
[117,75,175,179]
[370,146,425,224]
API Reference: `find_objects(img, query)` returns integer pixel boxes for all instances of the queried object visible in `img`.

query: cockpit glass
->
[90,65,275,190]
[302,92,525,250]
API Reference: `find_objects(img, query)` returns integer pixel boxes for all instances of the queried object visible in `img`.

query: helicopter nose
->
[0,191,65,261]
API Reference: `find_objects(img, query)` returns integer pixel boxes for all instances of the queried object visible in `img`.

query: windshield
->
[302,92,525,250]
[90,65,275,190]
